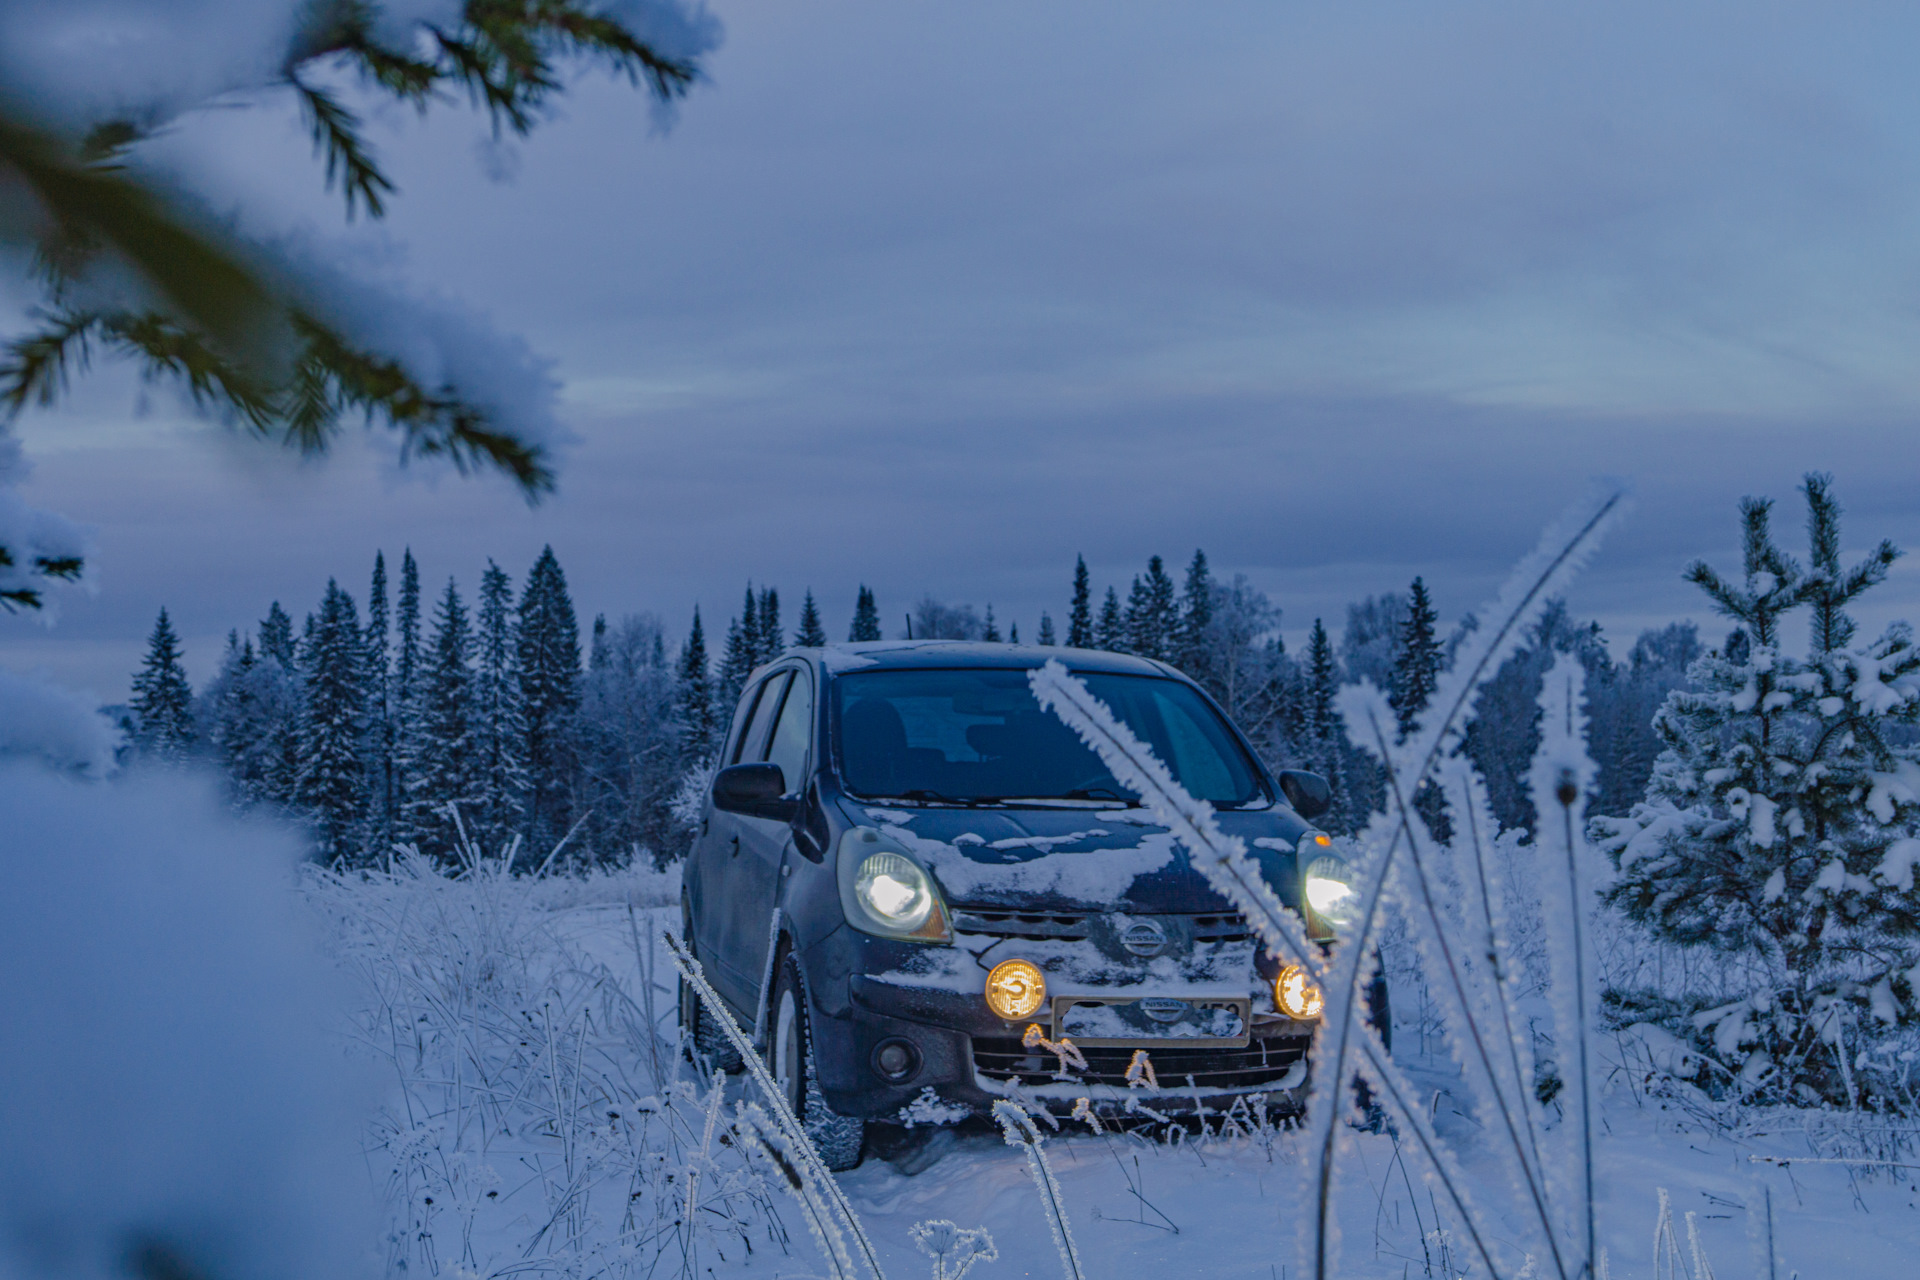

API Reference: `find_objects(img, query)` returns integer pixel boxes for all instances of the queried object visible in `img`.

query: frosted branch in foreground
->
[992,1100,1085,1280]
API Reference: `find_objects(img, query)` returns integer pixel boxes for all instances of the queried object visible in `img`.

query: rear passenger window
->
[733,673,789,765]
[764,672,813,793]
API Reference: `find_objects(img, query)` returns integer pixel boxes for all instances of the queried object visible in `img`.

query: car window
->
[834,668,1264,806]
[733,672,789,765]
[764,671,813,793]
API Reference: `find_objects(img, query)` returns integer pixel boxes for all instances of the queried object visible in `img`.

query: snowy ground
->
[525,900,1918,1280]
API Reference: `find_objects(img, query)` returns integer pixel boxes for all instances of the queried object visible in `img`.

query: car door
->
[695,672,787,1008]
[727,665,813,1014]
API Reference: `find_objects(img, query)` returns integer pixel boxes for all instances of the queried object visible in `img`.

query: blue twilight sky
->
[5,0,1920,703]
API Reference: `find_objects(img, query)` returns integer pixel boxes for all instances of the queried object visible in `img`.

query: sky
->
[6,0,1920,703]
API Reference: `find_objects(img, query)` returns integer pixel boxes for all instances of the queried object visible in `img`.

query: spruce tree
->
[1176,549,1214,678]
[412,577,480,857]
[471,560,530,857]
[253,601,303,804]
[1302,618,1351,831]
[676,607,716,765]
[1067,556,1094,648]
[130,607,196,759]
[718,588,758,710]
[796,589,828,647]
[259,601,296,668]
[518,546,581,857]
[1096,586,1127,652]
[364,551,395,854]
[391,550,426,847]
[982,605,1002,643]
[850,585,882,641]
[1598,478,1919,1107]
[1009,621,1019,644]
[1388,577,1441,739]
[1037,612,1057,645]
[296,580,368,862]
[590,613,609,669]
[1125,556,1178,661]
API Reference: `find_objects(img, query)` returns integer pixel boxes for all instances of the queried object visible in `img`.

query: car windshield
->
[834,667,1265,806]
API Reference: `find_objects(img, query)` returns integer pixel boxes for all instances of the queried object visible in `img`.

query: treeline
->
[124,546,1706,863]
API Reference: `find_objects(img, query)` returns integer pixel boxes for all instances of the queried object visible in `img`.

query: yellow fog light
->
[1274,964,1325,1020]
[985,959,1047,1020]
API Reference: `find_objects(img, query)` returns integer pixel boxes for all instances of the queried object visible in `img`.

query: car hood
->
[841,798,1313,913]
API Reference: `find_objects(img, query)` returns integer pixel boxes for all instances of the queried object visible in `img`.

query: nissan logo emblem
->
[1121,920,1168,956]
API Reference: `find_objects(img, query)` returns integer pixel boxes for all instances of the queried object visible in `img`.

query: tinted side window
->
[733,673,790,765]
[764,671,813,793]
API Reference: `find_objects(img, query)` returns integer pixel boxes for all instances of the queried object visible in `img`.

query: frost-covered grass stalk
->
[1033,483,1630,1280]
[308,844,787,1280]
[991,1100,1087,1280]
[662,929,889,1280]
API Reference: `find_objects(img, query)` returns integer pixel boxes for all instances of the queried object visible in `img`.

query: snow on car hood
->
[853,801,1311,912]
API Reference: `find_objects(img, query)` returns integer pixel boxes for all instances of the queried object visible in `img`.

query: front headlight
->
[836,828,952,942]
[1301,844,1358,932]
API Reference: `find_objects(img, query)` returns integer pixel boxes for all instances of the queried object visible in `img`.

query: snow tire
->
[768,951,865,1172]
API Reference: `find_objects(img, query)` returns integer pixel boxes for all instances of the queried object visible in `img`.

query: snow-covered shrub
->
[0,762,375,1280]
[1597,476,1920,1110]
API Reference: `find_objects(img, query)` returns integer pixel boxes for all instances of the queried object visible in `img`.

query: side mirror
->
[1276,769,1332,821]
[712,762,799,821]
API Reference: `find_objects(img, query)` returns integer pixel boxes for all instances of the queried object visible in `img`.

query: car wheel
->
[768,951,864,1171]
[678,904,743,1073]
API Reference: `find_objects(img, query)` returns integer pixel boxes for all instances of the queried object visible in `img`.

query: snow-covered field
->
[313,861,1917,1280]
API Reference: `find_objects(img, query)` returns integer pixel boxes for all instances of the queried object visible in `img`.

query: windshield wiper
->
[889,789,1005,807]
[1061,786,1133,803]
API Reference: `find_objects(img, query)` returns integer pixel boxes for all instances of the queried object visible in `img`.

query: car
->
[678,640,1382,1169]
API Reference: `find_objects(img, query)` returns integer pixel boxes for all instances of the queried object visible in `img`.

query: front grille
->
[1190,913,1252,943]
[972,1032,1308,1091]
[952,910,1094,941]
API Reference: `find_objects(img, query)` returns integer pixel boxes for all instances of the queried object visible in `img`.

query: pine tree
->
[130,607,196,759]
[259,600,296,668]
[1096,586,1127,652]
[982,605,1001,643]
[471,560,530,856]
[718,585,758,711]
[676,607,716,765]
[796,589,828,647]
[518,546,581,856]
[364,551,396,854]
[1067,556,1094,649]
[1302,618,1351,831]
[296,580,368,862]
[1125,554,1178,662]
[253,601,303,804]
[1598,478,1919,1107]
[850,585,882,641]
[1388,577,1441,739]
[390,550,426,847]
[412,577,480,857]
[1176,549,1214,678]
[1037,612,1057,646]
[756,586,783,664]
[590,613,609,669]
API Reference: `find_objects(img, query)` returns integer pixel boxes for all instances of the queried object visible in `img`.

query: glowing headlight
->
[854,853,934,930]
[1274,963,1325,1020]
[984,959,1047,1020]
[1302,849,1358,930]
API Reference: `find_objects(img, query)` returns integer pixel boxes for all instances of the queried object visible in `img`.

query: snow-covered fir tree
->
[1598,477,1920,1107]
[795,589,827,647]
[675,607,716,764]
[1009,620,1019,643]
[410,578,481,858]
[1037,612,1057,645]
[130,608,195,759]
[1126,555,1178,661]
[1302,618,1353,831]
[518,547,581,856]
[470,560,529,856]
[295,580,367,862]
[1175,549,1214,680]
[718,586,758,711]
[578,614,680,862]
[1096,586,1126,651]
[755,586,782,664]
[363,551,395,854]
[1067,556,1093,648]
[388,551,427,846]
[198,632,282,808]
[982,604,1001,642]
[1389,576,1441,738]
[849,585,881,641]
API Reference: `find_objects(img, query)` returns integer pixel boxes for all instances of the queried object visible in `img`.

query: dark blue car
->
[678,641,1368,1168]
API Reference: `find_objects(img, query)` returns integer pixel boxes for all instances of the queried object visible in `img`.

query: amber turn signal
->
[1274,963,1325,1020]
[984,958,1047,1020]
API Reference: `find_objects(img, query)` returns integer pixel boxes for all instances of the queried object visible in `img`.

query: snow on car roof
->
[808,641,1173,677]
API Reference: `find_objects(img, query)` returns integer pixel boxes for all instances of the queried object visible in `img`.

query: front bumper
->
[810,971,1317,1122]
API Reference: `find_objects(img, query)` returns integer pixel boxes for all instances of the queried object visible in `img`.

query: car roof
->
[798,640,1177,679]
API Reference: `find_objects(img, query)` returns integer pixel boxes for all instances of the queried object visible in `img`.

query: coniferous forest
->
[125,542,1702,867]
